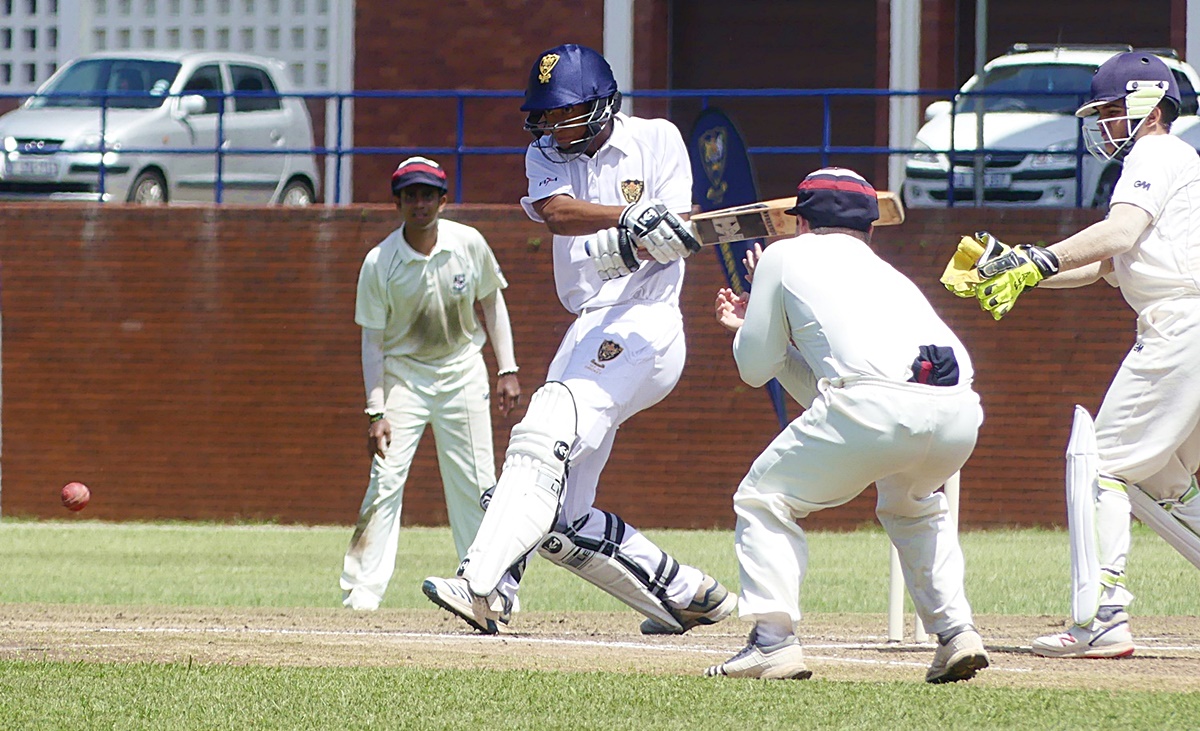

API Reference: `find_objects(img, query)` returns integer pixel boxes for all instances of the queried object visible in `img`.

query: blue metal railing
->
[0,87,1101,206]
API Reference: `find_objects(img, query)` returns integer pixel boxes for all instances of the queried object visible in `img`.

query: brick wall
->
[1,204,1132,530]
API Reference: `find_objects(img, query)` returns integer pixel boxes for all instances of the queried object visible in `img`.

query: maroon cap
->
[391,156,448,195]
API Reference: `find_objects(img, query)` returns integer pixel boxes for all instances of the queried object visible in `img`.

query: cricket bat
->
[689,191,905,246]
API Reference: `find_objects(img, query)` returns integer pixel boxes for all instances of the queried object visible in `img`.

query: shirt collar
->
[393,222,447,262]
[598,113,634,158]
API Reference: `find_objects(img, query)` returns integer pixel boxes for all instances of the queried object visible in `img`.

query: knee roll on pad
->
[461,382,578,594]
[537,512,683,632]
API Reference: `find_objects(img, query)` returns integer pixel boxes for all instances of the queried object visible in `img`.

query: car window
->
[957,63,1097,114]
[230,65,281,113]
[28,58,180,109]
[1172,70,1199,116]
[182,64,225,115]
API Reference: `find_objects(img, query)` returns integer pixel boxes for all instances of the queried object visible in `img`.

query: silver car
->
[0,51,320,205]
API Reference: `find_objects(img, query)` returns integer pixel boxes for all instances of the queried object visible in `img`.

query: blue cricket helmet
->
[521,44,618,112]
[521,44,623,163]
[1076,51,1180,118]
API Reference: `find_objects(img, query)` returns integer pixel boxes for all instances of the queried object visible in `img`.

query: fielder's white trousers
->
[734,376,982,636]
[341,353,495,607]
[494,300,704,608]
[1089,298,1200,608]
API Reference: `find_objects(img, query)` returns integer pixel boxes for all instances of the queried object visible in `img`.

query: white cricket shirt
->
[355,218,507,367]
[521,113,693,314]
[733,232,973,388]
[1105,133,1200,315]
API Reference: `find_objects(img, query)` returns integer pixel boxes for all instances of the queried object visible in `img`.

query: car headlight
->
[1030,139,1079,167]
[908,140,945,166]
[71,134,122,152]
[2,136,15,153]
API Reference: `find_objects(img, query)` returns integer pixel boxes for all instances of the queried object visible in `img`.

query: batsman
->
[943,51,1200,658]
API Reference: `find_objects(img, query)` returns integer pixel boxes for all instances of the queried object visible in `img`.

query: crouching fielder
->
[705,168,988,683]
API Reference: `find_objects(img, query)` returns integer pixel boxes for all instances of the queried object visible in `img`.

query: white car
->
[0,51,320,204]
[903,44,1200,208]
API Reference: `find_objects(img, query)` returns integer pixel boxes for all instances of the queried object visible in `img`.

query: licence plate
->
[952,171,1011,189]
[6,159,59,179]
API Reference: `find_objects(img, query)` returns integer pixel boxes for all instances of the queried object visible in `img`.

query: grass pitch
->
[0,519,1197,730]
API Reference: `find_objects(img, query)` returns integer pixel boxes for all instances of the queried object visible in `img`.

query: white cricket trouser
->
[341,353,495,606]
[493,300,703,608]
[733,376,981,636]
[1091,298,1200,608]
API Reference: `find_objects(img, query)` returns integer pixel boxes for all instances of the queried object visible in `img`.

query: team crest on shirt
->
[587,339,624,373]
[620,180,645,203]
[452,274,467,293]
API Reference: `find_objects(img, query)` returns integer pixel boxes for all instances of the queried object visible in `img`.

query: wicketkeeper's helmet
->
[1076,51,1180,162]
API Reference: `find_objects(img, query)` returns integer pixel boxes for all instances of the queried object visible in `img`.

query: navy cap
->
[521,43,619,112]
[390,156,448,196]
[1076,51,1180,118]
[784,167,879,232]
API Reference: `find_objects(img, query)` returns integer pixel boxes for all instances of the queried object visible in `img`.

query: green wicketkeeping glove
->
[976,243,1061,320]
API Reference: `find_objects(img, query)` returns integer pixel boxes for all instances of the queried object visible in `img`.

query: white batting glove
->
[619,199,702,264]
[585,227,640,281]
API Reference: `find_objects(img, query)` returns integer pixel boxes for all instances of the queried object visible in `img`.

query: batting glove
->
[976,243,1060,320]
[585,227,640,281]
[619,199,702,264]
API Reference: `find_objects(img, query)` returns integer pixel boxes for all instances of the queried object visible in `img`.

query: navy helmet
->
[1076,52,1180,162]
[522,44,622,163]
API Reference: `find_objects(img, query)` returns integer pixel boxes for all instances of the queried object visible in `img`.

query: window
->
[182,63,224,114]
[230,64,279,112]
[1173,71,1199,116]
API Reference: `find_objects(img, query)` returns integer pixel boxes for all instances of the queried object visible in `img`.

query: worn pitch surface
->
[1,605,1197,689]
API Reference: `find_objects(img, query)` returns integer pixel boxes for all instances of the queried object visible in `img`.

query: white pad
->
[537,516,683,632]
[1067,405,1102,626]
[461,382,577,595]
[1128,484,1200,571]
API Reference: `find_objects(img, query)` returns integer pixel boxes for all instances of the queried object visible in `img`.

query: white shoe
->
[640,574,738,635]
[926,628,989,683]
[422,576,508,634]
[341,589,380,612]
[704,631,811,680]
[1032,609,1134,659]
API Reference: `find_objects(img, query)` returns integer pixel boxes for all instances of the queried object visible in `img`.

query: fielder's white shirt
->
[521,113,693,314]
[733,232,973,398]
[355,218,507,367]
[1105,133,1200,314]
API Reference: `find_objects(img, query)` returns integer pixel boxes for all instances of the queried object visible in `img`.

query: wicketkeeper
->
[942,51,1200,658]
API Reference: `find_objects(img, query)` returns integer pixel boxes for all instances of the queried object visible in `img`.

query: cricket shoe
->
[1031,608,1134,659]
[704,630,812,680]
[640,574,738,635]
[926,627,989,683]
[421,576,510,635]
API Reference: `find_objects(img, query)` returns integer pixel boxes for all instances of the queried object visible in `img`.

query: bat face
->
[690,192,905,246]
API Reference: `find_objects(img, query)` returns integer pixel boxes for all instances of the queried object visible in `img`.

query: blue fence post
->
[215,90,225,204]
[334,92,344,205]
[455,95,465,203]
[98,92,108,202]
[821,93,831,168]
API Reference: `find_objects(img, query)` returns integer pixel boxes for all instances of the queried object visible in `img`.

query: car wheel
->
[1091,166,1120,208]
[127,169,167,205]
[279,179,315,206]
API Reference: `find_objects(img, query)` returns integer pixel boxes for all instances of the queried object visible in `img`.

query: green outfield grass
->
[0,520,1197,730]
[0,519,1193,615]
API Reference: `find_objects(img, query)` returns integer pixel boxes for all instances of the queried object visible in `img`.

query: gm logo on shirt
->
[1134,180,1151,190]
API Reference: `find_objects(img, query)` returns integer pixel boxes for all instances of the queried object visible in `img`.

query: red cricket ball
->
[61,481,91,512]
